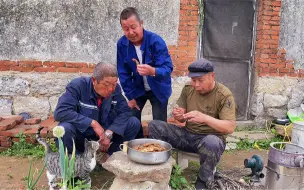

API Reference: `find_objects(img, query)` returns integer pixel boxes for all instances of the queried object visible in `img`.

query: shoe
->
[195,177,208,190]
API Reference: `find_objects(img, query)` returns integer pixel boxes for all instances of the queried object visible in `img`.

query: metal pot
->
[120,138,172,164]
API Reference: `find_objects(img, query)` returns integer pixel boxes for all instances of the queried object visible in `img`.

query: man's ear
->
[140,20,144,26]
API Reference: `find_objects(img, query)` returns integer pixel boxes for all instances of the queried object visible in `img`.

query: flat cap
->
[188,58,214,77]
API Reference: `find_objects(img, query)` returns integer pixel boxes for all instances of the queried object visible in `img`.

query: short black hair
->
[120,7,141,24]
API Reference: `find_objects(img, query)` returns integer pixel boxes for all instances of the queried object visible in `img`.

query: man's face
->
[190,72,215,95]
[92,76,118,98]
[121,15,144,45]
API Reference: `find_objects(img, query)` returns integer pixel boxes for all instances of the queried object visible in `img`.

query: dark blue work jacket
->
[54,77,131,136]
[117,29,173,104]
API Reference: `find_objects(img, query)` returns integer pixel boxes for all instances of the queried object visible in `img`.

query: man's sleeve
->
[152,36,173,78]
[116,42,136,101]
[54,83,93,133]
[218,94,236,121]
[108,85,132,136]
[176,85,188,109]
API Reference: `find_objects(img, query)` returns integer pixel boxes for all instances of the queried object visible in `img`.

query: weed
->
[7,174,13,179]
[0,132,57,158]
[236,136,284,150]
[170,164,194,190]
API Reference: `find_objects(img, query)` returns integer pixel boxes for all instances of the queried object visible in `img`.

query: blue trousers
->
[133,90,168,138]
[56,116,141,155]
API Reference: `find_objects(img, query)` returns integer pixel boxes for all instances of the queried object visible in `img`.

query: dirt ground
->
[0,149,268,190]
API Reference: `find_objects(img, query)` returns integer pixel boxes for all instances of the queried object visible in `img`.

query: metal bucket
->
[265,142,304,190]
[291,121,304,148]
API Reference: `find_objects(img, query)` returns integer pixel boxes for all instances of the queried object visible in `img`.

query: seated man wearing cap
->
[148,58,236,189]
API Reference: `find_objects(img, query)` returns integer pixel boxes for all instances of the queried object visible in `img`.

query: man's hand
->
[128,99,140,110]
[91,120,105,140]
[137,64,156,76]
[183,111,209,124]
[99,136,111,152]
[173,107,186,123]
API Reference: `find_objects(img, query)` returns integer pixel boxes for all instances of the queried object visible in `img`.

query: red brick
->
[288,73,298,78]
[18,60,42,67]
[0,136,10,141]
[274,63,286,68]
[0,60,18,66]
[271,26,280,31]
[57,67,79,73]
[24,118,41,125]
[65,62,88,68]
[80,68,94,73]
[269,72,279,77]
[40,118,59,131]
[273,7,281,12]
[279,68,290,73]
[271,16,280,21]
[179,15,198,21]
[178,26,197,31]
[286,63,294,68]
[33,67,57,72]
[272,1,281,7]
[181,5,199,11]
[43,61,66,67]
[0,147,9,153]
[0,66,10,71]
[1,139,12,147]
[1,115,24,124]
[0,120,17,131]
[10,66,33,72]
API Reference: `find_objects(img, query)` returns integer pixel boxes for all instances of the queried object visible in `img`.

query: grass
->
[0,132,57,158]
[235,135,284,150]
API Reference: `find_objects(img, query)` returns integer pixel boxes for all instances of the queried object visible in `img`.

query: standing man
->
[148,59,236,189]
[54,63,141,159]
[117,7,173,137]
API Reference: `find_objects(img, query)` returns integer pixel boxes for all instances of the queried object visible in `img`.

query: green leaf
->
[180,177,187,184]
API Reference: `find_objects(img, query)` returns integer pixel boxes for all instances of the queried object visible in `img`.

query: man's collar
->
[89,77,99,100]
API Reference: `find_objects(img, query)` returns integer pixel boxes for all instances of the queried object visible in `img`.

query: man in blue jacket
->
[117,7,173,137]
[54,63,140,156]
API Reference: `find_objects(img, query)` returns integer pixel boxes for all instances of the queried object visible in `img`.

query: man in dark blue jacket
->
[54,63,140,156]
[117,7,173,137]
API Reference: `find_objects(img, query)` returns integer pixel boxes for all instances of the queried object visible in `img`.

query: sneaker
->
[195,177,208,190]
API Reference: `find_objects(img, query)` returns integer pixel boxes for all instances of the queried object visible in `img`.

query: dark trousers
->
[133,91,168,138]
[56,116,141,155]
[148,120,225,182]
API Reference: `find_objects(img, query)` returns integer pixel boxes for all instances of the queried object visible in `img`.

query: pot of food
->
[119,138,172,164]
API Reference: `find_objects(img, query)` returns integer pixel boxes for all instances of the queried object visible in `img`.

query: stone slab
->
[102,151,175,184]
[109,178,170,190]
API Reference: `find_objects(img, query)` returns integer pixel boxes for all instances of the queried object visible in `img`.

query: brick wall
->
[0,60,95,73]
[255,0,304,78]
[168,0,199,76]
[1,0,303,79]
[0,0,199,77]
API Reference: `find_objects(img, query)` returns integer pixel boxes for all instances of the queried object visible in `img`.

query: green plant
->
[236,136,284,150]
[170,164,193,190]
[53,126,87,190]
[27,160,46,190]
[0,132,57,158]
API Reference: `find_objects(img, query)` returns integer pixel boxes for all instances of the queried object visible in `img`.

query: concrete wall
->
[0,0,180,64]
[280,0,304,70]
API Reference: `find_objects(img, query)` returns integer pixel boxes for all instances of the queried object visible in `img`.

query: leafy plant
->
[0,132,57,158]
[236,136,284,150]
[170,164,192,190]
[27,160,46,190]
